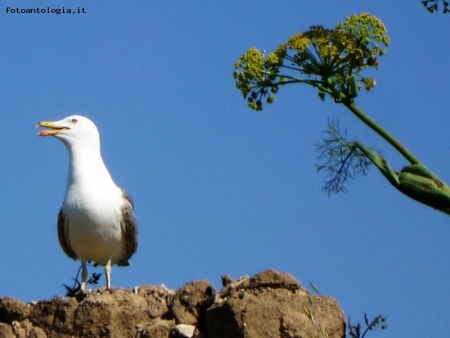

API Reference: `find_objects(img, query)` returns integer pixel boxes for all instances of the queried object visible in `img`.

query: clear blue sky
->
[1,1,449,336]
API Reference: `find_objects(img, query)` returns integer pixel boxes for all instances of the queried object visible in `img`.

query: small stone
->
[169,324,196,338]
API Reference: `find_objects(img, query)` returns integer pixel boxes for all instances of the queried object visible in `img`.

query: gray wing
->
[57,209,78,260]
[117,189,138,266]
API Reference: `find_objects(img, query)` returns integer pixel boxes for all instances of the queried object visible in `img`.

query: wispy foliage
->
[315,119,372,194]
[347,313,388,338]
[421,0,450,13]
[63,263,102,297]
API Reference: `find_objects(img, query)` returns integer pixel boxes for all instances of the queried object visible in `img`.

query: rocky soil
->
[0,269,346,338]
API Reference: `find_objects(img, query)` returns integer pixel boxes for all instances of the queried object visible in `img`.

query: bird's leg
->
[80,261,88,290]
[105,259,112,289]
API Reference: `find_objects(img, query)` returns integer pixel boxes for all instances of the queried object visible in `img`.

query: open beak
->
[36,121,70,136]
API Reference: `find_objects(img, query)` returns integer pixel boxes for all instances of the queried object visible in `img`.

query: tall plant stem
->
[344,102,422,165]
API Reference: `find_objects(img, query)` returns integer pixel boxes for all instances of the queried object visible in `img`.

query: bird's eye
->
[70,118,78,124]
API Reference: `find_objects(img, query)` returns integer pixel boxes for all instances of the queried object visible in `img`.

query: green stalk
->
[344,102,422,165]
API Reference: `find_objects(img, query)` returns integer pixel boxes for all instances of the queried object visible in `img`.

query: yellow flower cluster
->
[234,13,390,110]
[288,34,311,54]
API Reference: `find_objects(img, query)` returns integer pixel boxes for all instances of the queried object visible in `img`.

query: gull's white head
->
[36,115,100,149]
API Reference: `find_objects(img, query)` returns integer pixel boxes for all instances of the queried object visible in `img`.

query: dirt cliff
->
[0,269,346,338]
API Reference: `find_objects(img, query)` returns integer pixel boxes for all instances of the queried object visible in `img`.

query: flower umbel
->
[234,13,389,110]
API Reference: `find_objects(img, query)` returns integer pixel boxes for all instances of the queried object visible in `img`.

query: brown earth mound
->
[0,269,345,338]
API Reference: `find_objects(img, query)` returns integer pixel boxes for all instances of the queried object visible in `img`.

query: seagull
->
[36,115,138,290]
